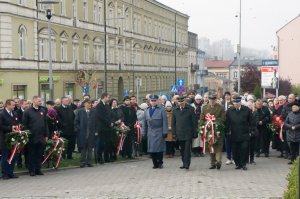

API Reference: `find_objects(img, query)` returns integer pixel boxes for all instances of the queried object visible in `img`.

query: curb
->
[14,156,149,176]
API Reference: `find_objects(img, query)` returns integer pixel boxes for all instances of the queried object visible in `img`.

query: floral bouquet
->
[42,131,68,169]
[113,122,130,135]
[5,126,30,164]
[114,122,130,155]
[199,113,224,154]
[269,115,284,142]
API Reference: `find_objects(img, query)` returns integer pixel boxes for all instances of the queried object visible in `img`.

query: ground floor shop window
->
[65,83,75,98]
[12,85,26,99]
[40,84,50,102]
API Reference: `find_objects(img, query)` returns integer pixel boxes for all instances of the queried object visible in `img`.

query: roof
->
[230,59,262,67]
[204,60,233,68]
[277,14,300,34]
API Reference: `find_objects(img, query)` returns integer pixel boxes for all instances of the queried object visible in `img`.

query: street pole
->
[104,0,107,93]
[46,9,54,100]
[237,0,242,94]
[174,12,177,85]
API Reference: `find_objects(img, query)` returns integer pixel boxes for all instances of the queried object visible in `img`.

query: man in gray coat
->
[75,100,96,168]
[142,95,168,169]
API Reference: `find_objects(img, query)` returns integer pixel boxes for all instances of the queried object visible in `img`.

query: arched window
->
[19,25,27,58]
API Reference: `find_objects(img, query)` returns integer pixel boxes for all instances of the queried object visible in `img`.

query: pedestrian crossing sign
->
[170,85,178,93]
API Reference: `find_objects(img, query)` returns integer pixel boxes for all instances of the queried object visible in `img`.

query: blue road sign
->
[170,85,178,93]
[177,79,185,86]
[124,89,129,96]
[177,86,186,94]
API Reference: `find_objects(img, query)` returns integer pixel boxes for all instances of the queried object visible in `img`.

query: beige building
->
[187,31,198,90]
[204,59,231,92]
[0,0,189,102]
[277,15,300,85]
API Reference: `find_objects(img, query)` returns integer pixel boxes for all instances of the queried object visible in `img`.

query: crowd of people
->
[0,90,299,180]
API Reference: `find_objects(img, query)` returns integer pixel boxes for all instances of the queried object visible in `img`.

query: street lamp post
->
[37,0,59,100]
[103,0,124,93]
[237,0,242,94]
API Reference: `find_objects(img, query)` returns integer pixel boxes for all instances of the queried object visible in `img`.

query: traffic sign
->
[170,85,178,93]
[177,86,186,94]
[177,79,185,86]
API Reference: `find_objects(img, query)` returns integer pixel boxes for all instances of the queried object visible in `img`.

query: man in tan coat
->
[200,94,225,170]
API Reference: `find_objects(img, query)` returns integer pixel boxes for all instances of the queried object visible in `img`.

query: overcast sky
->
[158,0,300,51]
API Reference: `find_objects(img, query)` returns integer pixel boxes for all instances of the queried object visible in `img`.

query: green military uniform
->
[200,95,225,169]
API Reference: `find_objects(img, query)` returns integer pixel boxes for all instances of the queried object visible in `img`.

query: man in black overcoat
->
[23,96,49,176]
[225,96,253,170]
[56,97,75,159]
[95,93,113,163]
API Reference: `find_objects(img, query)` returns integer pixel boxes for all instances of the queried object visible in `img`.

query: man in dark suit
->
[95,93,113,163]
[254,99,271,157]
[23,96,49,176]
[120,96,137,159]
[56,97,75,159]
[0,99,20,179]
[172,96,198,170]
[226,96,253,170]
[222,92,234,165]
[75,100,96,168]
[16,99,30,168]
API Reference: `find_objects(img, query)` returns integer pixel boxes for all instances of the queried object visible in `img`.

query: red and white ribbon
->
[7,125,22,164]
[202,113,216,154]
[134,122,142,144]
[117,133,127,155]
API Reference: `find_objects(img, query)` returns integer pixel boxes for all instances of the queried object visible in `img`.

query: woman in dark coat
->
[110,99,124,161]
[47,108,60,139]
[284,102,300,164]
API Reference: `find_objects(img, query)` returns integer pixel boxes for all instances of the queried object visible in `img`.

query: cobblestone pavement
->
[0,150,290,199]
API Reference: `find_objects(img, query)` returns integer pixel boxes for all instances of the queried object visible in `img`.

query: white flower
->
[54,149,57,151]
[57,151,61,154]
[11,138,15,142]
[208,135,213,138]
[23,141,26,144]
[217,131,220,135]
[200,131,203,134]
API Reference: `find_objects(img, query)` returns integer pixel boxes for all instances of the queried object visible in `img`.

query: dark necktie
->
[9,112,13,117]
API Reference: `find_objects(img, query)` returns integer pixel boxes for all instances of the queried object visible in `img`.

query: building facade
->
[0,0,189,101]
[277,15,300,85]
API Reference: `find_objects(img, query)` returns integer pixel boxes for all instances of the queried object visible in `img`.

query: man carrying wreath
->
[200,94,225,170]
[0,99,19,179]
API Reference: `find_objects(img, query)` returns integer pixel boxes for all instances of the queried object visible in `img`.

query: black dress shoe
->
[242,166,248,170]
[288,161,293,165]
[158,164,163,169]
[216,162,221,170]
[256,153,260,157]
[9,175,19,179]
[29,172,35,176]
[35,170,44,175]
[2,175,10,180]
[250,160,256,165]
[80,164,86,168]
[179,166,185,169]
[185,166,189,170]
[265,153,269,157]
[209,165,216,169]
[152,165,158,169]
[235,166,242,170]
[87,164,93,167]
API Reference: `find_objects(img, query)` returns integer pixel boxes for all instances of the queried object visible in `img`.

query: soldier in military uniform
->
[200,94,226,170]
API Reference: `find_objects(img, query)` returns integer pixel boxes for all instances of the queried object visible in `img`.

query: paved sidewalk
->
[0,151,290,199]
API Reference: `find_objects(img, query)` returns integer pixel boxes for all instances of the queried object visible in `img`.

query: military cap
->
[177,96,186,103]
[208,94,217,100]
[232,95,242,103]
[149,95,159,100]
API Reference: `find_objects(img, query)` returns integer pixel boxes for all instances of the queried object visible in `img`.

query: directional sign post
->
[177,79,185,86]
[177,86,186,94]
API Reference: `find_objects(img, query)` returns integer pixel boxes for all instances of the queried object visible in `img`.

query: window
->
[125,11,129,31]
[61,41,67,62]
[19,0,25,5]
[98,5,102,24]
[83,44,89,63]
[19,25,27,58]
[83,1,88,21]
[64,83,75,97]
[72,0,77,18]
[40,84,50,102]
[93,5,97,22]
[39,38,47,60]
[234,71,238,79]
[73,43,79,63]
[13,85,26,99]
[60,0,65,16]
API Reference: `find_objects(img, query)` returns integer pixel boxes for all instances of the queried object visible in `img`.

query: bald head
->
[288,94,296,103]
